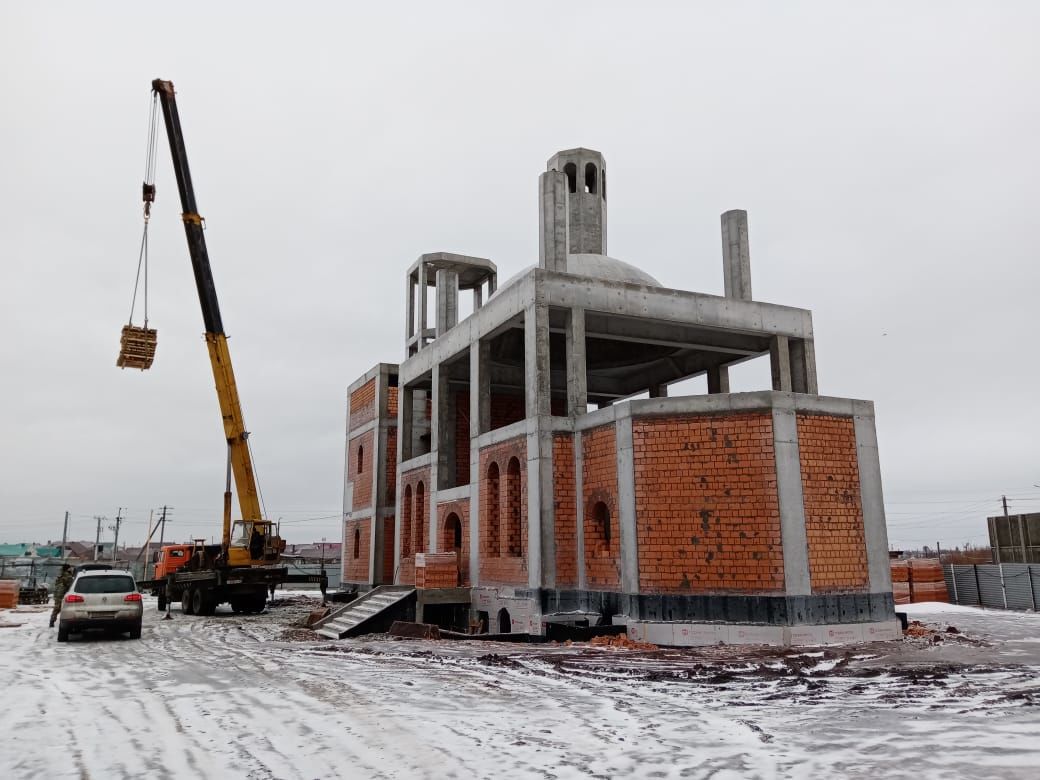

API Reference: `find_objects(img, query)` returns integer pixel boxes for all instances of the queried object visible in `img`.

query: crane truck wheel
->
[191,587,209,616]
[181,587,195,615]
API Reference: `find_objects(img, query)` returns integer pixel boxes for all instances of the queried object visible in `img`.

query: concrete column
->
[616,412,639,594]
[772,408,811,596]
[565,307,587,416]
[854,410,893,592]
[405,275,415,349]
[432,363,454,492]
[770,335,793,392]
[393,386,405,584]
[399,386,414,461]
[539,170,569,273]
[473,285,482,311]
[417,262,429,350]
[469,342,489,586]
[435,268,459,335]
[721,209,752,301]
[529,427,555,589]
[707,365,730,394]
[524,303,551,419]
[789,339,819,395]
[369,374,385,587]
[471,340,490,436]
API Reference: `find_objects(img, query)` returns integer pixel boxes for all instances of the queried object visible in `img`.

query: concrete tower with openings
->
[339,148,899,646]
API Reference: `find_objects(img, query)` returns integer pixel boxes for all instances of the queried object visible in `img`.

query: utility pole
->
[157,505,170,549]
[94,516,104,561]
[61,510,69,561]
[143,509,155,580]
[110,507,124,562]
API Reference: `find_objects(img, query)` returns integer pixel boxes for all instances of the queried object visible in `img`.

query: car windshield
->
[74,576,135,594]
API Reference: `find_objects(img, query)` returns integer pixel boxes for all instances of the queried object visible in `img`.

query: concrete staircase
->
[314,585,416,639]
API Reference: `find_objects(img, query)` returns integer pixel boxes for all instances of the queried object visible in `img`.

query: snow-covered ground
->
[1,597,1037,779]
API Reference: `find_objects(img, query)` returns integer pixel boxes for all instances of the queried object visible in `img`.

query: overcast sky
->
[2,2,1038,552]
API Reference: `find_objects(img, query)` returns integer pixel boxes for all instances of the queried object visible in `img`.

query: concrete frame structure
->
[342,148,898,646]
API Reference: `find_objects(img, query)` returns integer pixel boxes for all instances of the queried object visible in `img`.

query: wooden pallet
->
[117,325,157,370]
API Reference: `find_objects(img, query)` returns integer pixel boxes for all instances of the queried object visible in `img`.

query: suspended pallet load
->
[117,324,157,370]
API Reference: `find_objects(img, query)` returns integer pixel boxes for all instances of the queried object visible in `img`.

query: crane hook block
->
[117,324,158,370]
[142,183,156,203]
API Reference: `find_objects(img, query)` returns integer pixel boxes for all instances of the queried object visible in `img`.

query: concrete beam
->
[721,209,752,301]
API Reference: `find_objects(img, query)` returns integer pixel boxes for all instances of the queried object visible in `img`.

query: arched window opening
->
[402,485,413,558]
[498,607,511,634]
[563,162,577,194]
[584,163,598,194]
[601,168,607,201]
[592,501,611,556]
[415,481,426,554]
[505,458,522,557]
[353,528,360,559]
[445,513,462,551]
[356,443,364,475]
[486,462,500,556]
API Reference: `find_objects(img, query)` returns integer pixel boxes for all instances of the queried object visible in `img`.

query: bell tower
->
[546,148,607,256]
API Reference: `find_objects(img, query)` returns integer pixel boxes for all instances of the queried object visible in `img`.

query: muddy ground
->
[1,596,1037,779]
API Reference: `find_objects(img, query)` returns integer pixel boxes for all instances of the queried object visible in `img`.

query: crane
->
[148,78,280,569]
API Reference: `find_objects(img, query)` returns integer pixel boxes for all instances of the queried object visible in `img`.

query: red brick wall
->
[633,413,785,594]
[349,379,376,429]
[415,552,459,589]
[553,434,578,588]
[347,430,375,511]
[387,385,398,419]
[385,427,397,506]
[398,466,431,585]
[479,436,528,585]
[437,499,470,586]
[797,414,869,592]
[342,518,370,583]
[582,425,620,589]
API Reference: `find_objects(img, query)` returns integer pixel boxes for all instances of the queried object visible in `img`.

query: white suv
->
[57,570,143,642]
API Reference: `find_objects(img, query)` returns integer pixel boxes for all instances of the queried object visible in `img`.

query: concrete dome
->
[567,254,661,287]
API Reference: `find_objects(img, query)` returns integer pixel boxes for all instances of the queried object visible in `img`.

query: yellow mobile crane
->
[129,79,326,614]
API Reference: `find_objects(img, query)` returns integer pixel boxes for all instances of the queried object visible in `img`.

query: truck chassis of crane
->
[140,568,327,615]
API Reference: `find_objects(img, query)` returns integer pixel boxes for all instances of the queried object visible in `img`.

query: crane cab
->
[228,520,285,567]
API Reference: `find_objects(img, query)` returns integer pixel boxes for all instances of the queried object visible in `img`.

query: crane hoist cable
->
[117,93,160,370]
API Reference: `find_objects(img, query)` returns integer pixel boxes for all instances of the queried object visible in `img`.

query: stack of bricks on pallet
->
[891,560,911,604]
[414,552,458,589]
[890,559,949,604]
[0,580,19,609]
[908,558,949,602]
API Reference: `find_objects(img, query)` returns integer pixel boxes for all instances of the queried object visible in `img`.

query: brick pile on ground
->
[890,558,949,603]
[589,634,658,651]
[891,560,911,604]
[0,581,18,609]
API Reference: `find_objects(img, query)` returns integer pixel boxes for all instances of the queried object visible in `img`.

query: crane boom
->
[151,79,265,557]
